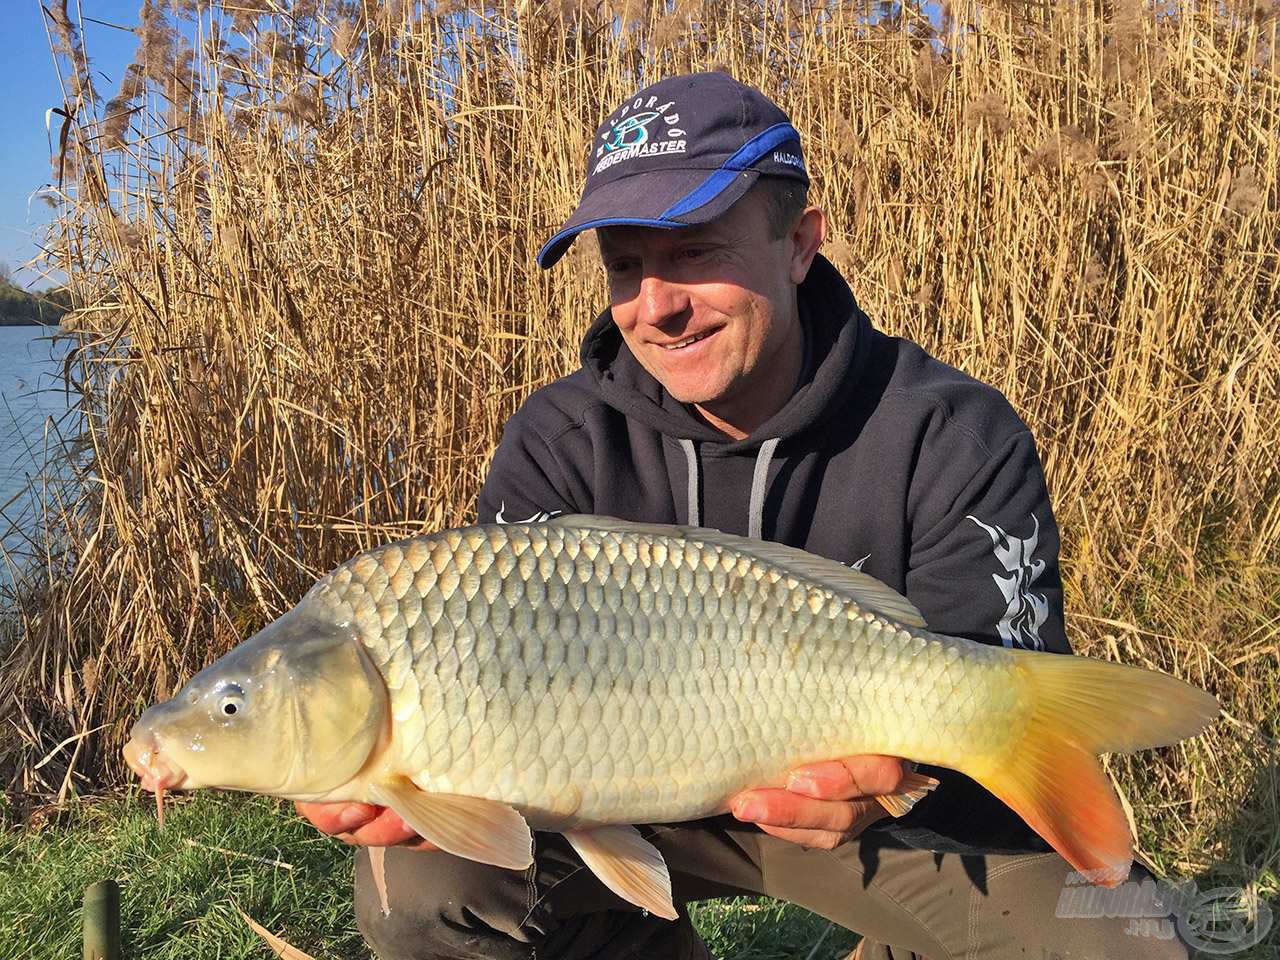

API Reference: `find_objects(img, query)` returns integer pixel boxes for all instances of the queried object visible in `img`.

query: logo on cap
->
[772,150,805,170]
[603,112,660,150]
[593,95,688,175]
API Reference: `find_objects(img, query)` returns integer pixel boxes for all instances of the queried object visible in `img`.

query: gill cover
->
[278,601,389,795]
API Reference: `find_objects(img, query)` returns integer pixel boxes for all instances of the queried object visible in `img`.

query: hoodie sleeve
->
[877,425,1071,855]
[905,428,1070,655]
[475,405,585,525]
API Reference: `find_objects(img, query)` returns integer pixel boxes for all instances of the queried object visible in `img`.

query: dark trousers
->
[353,817,1194,960]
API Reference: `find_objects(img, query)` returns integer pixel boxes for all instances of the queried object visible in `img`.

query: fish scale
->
[306,521,1007,826]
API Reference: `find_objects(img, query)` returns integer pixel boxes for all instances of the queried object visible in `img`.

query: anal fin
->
[368,781,533,870]
[563,825,677,920]
[875,770,941,818]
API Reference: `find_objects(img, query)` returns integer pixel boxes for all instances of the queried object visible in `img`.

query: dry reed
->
[4,0,1277,896]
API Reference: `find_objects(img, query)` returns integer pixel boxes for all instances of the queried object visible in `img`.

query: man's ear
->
[788,206,827,285]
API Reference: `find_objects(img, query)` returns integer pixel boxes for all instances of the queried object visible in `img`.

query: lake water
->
[0,325,71,576]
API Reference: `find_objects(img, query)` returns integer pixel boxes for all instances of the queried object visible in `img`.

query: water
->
[0,325,72,576]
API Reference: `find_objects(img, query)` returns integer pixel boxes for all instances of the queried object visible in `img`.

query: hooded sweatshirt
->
[476,253,1069,854]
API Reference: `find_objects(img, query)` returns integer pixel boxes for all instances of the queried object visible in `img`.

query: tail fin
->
[969,654,1218,886]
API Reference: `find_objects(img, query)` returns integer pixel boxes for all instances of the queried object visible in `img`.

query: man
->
[300,73,1191,959]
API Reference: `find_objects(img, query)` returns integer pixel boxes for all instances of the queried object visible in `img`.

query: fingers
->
[784,755,907,801]
[343,808,425,847]
[295,800,382,835]
[736,794,888,849]
[731,789,882,835]
[294,802,433,848]
[752,824,852,850]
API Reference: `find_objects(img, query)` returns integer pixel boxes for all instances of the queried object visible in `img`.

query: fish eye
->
[215,684,246,719]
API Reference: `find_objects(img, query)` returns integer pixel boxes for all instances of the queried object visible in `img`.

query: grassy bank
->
[1,0,1277,953]
[3,791,1275,957]
[0,792,858,960]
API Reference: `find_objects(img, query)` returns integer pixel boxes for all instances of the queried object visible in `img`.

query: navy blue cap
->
[537,72,808,269]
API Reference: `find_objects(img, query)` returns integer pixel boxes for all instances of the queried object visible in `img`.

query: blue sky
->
[1,2,138,290]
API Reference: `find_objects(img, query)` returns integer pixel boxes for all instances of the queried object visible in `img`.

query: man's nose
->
[635,271,690,327]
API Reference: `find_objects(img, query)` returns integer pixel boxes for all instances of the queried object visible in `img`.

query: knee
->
[1105,921,1193,960]
[1047,864,1196,960]
[984,854,1198,960]
[1092,863,1194,960]
[1044,925,1190,960]
[356,892,445,960]
[354,846,538,960]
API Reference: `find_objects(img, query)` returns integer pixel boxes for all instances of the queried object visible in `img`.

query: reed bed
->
[3,0,1277,897]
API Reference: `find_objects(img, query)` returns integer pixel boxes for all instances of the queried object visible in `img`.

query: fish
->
[123,515,1218,919]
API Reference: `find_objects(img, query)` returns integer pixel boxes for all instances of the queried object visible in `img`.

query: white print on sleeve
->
[495,501,561,524]
[965,514,1049,650]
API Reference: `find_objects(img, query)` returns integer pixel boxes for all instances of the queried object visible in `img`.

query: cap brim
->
[537,166,761,268]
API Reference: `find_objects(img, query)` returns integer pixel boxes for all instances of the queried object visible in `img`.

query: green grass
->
[8,789,1278,960]
[0,792,363,960]
[0,792,858,960]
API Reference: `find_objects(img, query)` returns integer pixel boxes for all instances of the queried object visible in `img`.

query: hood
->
[580,253,873,452]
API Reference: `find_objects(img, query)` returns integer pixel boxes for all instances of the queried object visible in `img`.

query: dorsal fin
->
[545,514,928,629]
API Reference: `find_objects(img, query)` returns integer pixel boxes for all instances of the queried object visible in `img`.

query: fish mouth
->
[122,736,189,792]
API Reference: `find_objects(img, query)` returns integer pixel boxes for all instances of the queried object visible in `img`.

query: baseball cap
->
[537,72,808,269]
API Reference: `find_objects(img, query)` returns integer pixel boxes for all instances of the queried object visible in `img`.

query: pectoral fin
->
[368,781,533,870]
[563,825,677,920]
[875,770,941,817]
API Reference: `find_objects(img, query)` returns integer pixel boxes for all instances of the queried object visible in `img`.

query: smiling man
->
[299,73,1192,960]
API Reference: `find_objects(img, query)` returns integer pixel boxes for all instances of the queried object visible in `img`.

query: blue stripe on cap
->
[659,123,803,220]
[536,215,684,267]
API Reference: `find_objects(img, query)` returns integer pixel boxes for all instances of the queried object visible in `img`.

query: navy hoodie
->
[476,253,1070,855]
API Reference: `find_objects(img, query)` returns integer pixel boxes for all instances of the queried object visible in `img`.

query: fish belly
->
[308,523,1020,826]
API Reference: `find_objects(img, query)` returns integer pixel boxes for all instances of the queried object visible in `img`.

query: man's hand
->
[294,801,439,851]
[729,755,907,850]
[297,756,907,852]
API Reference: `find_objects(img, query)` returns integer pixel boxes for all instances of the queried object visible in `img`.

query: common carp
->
[123,516,1217,918]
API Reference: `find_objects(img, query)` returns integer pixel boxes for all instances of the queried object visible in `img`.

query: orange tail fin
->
[967,653,1218,886]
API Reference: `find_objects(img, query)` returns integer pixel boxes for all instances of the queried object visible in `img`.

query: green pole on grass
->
[82,879,121,960]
